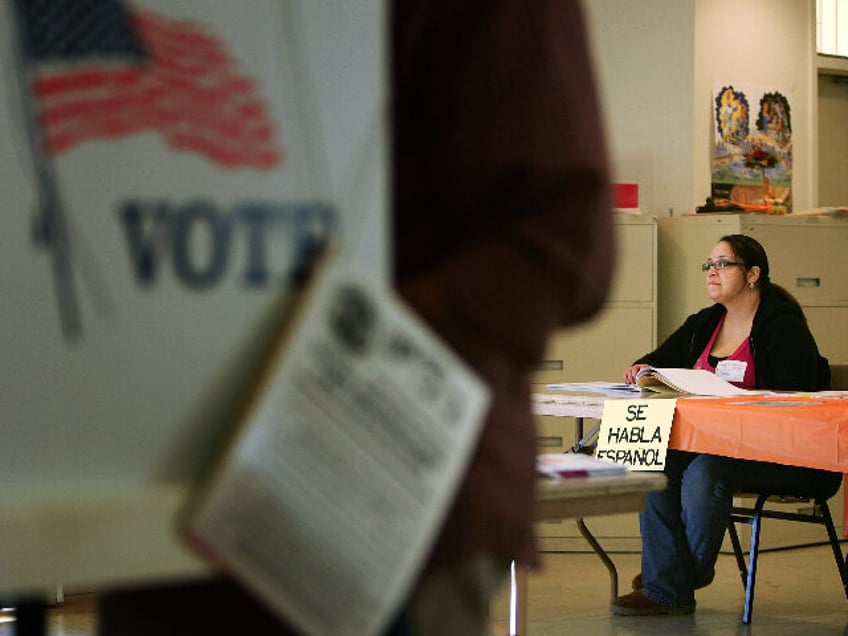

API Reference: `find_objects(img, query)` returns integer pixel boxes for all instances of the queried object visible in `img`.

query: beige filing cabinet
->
[658,213,847,550]
[533,213,657,552]
[657,213,848,358]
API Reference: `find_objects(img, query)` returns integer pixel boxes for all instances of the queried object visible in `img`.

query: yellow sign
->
[595,399,677,471]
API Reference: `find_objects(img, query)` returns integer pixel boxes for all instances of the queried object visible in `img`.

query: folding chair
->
[727,492,848,623]
[726,364,848,623]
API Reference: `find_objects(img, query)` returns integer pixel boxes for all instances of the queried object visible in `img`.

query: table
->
[509,471,666,635]
[525,390,848,633]
[536,391,848,524]
[534,391,848,472]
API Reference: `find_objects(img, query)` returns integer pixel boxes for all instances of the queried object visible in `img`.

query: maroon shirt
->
[392,0,615,568]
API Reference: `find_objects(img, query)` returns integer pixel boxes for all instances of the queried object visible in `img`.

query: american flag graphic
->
[14,0,283,170]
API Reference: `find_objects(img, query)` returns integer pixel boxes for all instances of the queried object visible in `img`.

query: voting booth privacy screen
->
[1,1,387,498]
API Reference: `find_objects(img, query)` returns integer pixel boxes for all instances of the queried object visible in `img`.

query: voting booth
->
[1,0,386,596]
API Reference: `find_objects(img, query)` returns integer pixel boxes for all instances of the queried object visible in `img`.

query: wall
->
[582,0,695,218]
[585,0,818,216]
[818,75,848,205]
[694,0,817,213]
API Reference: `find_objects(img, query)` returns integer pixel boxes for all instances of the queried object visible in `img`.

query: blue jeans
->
[639,450,841,608]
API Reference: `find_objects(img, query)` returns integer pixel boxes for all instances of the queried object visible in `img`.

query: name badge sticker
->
[716,360,747,383]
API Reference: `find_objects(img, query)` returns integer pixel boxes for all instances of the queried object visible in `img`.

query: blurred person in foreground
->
[389,1,614,633]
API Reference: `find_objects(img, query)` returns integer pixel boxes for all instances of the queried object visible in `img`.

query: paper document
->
[537,452,628,479]
[532,393,605,419]
[790,207,848,217]
[635,367,755,396]
[181,255,491,636]
[546,382,643,398]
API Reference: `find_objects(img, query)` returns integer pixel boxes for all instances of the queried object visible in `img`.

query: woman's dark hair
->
[719,233,803,315]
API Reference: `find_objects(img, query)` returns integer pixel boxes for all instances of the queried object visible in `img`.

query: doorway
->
[818,73,848,205]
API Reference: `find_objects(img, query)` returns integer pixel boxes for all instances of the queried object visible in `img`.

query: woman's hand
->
[624,363,651,385]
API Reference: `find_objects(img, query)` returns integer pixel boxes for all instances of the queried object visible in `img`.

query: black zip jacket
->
[636,289,830,391]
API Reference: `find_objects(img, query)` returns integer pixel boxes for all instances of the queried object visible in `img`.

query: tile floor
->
[2,543,847,635]
[490,544,848,635]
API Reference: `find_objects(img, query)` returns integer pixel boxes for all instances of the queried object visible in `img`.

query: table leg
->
[508,560,529,636]
[508,522,622,631]
[576,518,619,601]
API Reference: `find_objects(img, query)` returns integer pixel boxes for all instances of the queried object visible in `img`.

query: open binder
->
[635,367,755,397]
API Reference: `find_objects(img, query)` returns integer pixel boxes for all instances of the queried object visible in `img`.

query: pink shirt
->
[693,315,757,389]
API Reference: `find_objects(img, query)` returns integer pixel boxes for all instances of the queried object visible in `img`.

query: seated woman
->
[611,233,841,616]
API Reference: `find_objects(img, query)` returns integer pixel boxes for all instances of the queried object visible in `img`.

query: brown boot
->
[610,590,695,616]
[633,571,710,592]
[632,573,642,591]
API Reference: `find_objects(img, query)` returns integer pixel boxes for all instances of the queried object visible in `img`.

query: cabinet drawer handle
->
[537,360,564,371]
[795,277,821,288]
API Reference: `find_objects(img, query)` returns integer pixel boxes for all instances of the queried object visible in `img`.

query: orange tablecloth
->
[669,394,848,472]
[534,391,848,531]
[670,394,848,533]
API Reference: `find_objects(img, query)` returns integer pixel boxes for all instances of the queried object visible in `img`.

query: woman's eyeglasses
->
[701,260,742,272]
